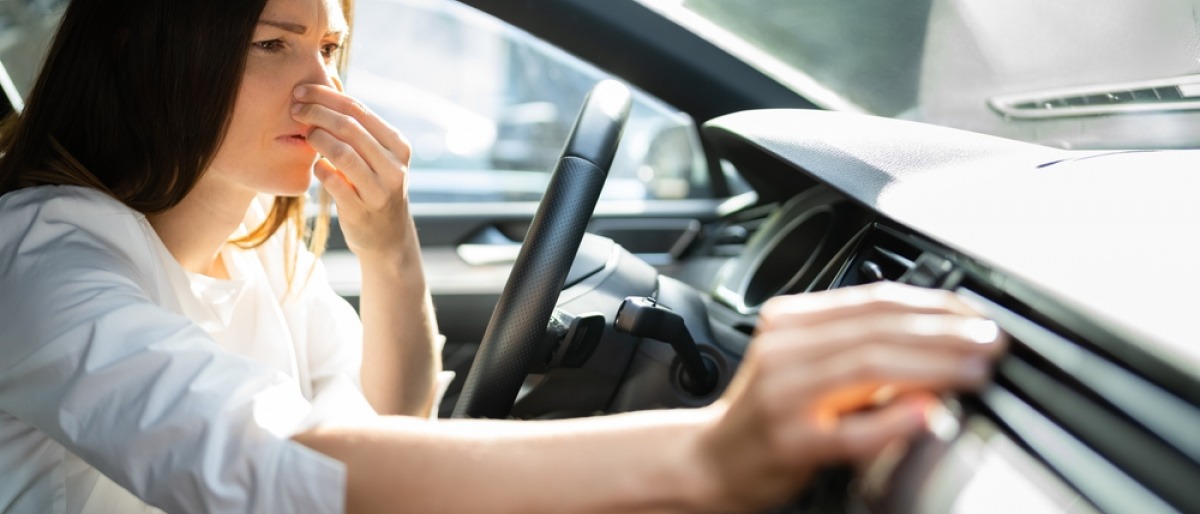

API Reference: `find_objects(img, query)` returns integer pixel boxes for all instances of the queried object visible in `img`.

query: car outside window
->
[0,0,65,97]
[345,0,710,203]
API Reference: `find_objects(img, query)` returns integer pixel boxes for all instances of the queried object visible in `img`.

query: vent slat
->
[960,289,1200,463]
[872,247,913,271]
[959,288,1200,513]
[988,74,1200,119]
[834,224,924,286]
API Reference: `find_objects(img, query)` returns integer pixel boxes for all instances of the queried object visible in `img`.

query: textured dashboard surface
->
[705,109,1200,371]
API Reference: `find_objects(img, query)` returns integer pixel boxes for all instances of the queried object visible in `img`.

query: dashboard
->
[318,106,1197,512]
[686,109,1200,513]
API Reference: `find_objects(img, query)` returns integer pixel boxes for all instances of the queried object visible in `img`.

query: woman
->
[0,0,1006,512]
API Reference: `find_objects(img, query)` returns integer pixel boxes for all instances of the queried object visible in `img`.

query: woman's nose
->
[308,71,338,92]
[300,54,339,91]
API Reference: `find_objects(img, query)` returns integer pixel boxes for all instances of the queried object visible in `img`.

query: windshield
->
[641,0,1200,150]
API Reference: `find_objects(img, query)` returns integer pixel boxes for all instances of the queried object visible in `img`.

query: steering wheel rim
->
[452,80,632,419]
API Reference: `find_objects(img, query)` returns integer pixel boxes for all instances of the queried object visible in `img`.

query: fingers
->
[702,283,1008,509]
[291,85,419,255]
[306,127,382,204]
[752,311,1005,378]
[798,339,994,414]
[313,157,360,203]
[758,281,979,333]
[750,282,1005,408]
[749,291,1006,412]
[745,323,999,427]
[292,84,412,210]
[294,84,411,162]
[746,282,1006,442]
[295,102,401,185]
[823,395,929,462]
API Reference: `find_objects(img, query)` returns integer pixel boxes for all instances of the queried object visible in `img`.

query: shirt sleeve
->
[0,202,347,513]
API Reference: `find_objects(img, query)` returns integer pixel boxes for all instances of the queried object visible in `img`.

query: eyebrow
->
[259,19,306,34]
[258,19,345,38]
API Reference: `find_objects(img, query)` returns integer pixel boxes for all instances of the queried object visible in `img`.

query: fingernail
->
[291,103,302,114]
[294,85,307,98]
[925,401,959,441]
[964,319,1000,345]
[870,385,897,406]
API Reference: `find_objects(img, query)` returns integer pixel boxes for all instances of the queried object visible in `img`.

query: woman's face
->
[205,0,347,198]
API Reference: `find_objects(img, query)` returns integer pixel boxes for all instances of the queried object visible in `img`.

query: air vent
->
[961,288,1200,514]
[832,229,1200,512]
[711,186,873,313]
[988,73,1200,119]
[833,224,923,287]
[708,199,775,258]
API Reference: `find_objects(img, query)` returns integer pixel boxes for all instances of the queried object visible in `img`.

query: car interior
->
[2,0,1198,512]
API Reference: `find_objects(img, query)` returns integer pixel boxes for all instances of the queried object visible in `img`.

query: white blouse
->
[0,185,380,513]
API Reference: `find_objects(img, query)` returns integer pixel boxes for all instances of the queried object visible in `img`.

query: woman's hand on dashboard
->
[694,282,1007,511]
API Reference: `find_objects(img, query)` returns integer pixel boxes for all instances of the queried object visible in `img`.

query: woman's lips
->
[279,125,316,152]
[279,133,312,149]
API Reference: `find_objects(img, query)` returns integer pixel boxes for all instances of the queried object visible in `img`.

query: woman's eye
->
[253,40,285,53]
[321,43,342,60]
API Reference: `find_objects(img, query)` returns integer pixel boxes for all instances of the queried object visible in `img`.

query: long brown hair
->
[0,0,354,286]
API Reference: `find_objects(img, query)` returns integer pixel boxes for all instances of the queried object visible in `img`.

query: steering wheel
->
[451,80,632,419]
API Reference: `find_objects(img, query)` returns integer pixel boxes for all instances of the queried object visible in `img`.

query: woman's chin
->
[258,171,314,198]
[280,179,314,198]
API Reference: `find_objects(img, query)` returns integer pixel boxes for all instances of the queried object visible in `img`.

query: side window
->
[346,0,709,202]
[0,0,66,97]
